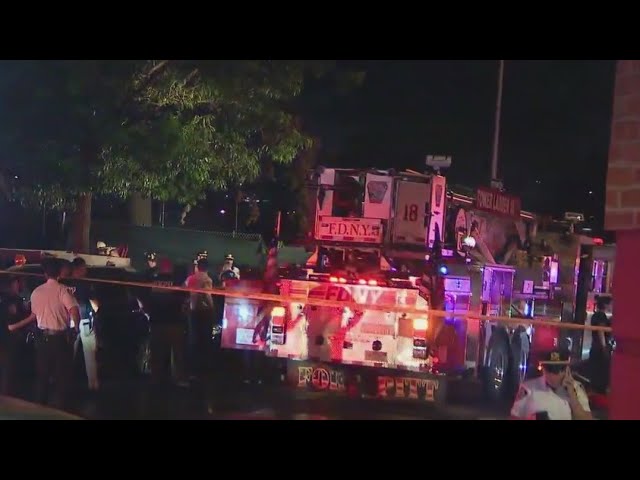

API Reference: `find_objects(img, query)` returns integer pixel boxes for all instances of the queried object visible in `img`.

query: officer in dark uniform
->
[0,275,31,397]
[144,252,159,279]
[589,299,612,393]
[139,259,188,386]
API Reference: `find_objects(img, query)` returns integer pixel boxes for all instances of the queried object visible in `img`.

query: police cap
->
[538,349,572,375]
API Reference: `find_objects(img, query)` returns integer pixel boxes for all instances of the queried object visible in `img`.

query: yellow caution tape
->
[0,270,612,333]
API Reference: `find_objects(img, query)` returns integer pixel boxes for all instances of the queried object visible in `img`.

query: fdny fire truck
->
[220,166,602,404]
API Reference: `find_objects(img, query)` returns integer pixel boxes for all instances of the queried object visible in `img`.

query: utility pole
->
[490,59,505,187]
[160,202,166,228]
[235,199,239,237]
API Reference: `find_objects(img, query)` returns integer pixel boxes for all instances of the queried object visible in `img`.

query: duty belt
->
[39,328,69,336]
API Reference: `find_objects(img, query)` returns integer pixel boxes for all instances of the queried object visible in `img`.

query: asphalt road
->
[69,376,510,420]
[4,350,511,420]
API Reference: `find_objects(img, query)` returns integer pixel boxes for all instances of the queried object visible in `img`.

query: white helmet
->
[96,241,107,249]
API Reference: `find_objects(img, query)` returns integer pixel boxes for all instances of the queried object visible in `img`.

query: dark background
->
[0,60,617,247]
[302,60,616,231]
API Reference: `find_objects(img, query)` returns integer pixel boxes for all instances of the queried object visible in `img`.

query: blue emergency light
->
[438,265,448,275]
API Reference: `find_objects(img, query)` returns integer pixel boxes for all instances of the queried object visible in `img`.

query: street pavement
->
[0,395,82,420]
[69,376,511,420]
[3,350,512,420]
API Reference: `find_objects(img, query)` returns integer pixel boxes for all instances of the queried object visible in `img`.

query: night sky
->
[302,60,616,231]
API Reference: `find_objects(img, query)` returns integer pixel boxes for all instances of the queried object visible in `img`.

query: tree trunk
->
[129,194,152,226]
[70,193,92,253]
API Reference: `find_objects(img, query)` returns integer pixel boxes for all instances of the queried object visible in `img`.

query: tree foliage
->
[0,60,354,210]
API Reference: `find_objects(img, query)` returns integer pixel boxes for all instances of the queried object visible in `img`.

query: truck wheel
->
[509,328,530,390]
[482,333,511,403]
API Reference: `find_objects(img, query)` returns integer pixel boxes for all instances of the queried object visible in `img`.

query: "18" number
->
[403,204,418,222]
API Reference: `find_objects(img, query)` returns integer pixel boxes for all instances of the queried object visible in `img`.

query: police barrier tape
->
[0,270,612,333]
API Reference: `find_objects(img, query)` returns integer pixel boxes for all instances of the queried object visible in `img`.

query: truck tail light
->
[270,306,287,345]
[413,318,428,331]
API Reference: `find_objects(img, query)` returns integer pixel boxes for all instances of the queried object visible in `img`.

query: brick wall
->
[606,60,640,230]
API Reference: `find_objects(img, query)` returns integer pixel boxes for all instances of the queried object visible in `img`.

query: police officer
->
[0,275,31,397]
[219,253,240,282]
[64,258,100,391]
[144,252,159,279]
[29,258,80,409]
[193,250,208,275]
[139,259,188,386]
[184,257,214,379]
[510,349,593,420]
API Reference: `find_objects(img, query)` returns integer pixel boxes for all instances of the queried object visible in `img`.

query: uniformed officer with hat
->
[220,253,240,281]
[510,349,593,420]
[191,250,208,275]
[144,252,158,279]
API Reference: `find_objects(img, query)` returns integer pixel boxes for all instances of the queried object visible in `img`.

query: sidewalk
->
[0,395,83,420]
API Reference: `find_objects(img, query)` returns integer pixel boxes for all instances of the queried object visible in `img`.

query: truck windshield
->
[317,247,379,274]
[332,173,363,217]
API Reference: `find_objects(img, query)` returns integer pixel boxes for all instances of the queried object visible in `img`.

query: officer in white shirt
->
[30,258,81,410]
[219,253,240,281]
[511,349,593,420]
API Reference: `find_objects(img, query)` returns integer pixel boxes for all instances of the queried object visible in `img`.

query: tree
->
[0,60,352,252]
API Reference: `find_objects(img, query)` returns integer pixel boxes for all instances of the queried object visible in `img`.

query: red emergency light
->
[330,276,377,286]
[593,237,604,246]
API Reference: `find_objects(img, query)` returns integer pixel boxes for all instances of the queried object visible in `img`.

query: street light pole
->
[490,59,505,186]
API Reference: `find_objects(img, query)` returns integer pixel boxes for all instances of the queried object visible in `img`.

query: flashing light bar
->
[330,276,379,286]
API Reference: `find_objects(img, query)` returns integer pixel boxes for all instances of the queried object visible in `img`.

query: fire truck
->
[221,167,602,404]
[524,217,615,361]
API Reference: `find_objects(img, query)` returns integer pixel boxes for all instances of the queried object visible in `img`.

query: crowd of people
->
[0,250,243,413]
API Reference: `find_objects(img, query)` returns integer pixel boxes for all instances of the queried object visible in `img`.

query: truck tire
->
[509,328,530,391]
[482,332,511,403]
